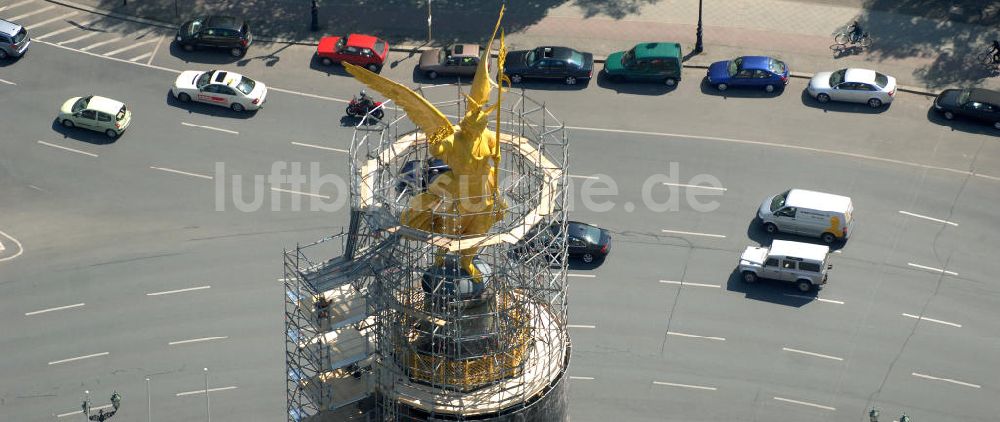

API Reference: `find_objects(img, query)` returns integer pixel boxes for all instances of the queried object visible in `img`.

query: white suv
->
[738,240,831,292]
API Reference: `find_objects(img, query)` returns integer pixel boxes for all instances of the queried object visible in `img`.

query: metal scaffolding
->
[284,84,571,421]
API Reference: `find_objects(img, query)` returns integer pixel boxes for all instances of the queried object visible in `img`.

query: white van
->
[757,189,854,244]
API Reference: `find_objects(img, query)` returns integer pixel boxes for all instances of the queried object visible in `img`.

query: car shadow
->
[567,257,605,270]
[725,269,815,308]
[309,54,352,77]
[507,78,591,91]
[925,107,999,136]
[165,92,257,119]
[50,120,117,145]
[595,71,675,95]
[699,77,784,98]
[410,66,475,85]
[168,42,243,65]
[798,89,889,114]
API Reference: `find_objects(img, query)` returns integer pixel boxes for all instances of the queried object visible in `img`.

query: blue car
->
[706,56,789,93]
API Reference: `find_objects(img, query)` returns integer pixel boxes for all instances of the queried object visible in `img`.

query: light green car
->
[57,95,132,138]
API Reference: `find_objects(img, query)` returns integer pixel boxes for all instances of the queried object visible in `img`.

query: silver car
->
[807,68,896,108]
[0,18,30,59]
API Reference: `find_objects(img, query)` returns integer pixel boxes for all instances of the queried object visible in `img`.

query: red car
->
[316,34,389,72]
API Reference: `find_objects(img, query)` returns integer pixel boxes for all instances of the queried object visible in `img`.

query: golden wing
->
[343,62,455,141]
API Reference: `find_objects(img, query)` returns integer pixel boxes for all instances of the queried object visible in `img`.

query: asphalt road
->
[2,4,1000,421]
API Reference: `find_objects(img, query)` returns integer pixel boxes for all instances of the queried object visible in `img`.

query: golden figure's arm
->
[343,62,456,143]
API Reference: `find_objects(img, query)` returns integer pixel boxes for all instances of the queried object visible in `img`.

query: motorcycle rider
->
[357,89,374,111]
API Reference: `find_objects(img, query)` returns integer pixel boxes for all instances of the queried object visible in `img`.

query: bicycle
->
[834,31,873,49]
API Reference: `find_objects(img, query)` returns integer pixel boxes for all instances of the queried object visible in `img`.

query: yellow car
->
[57,95,132,138]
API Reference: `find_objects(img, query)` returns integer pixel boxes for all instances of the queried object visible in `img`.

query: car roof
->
[535,46,577,60]
[0,18,22,35]
[968,88,1000,104]
[785,189,852,211]
[768,240,828,262]
[88,96,126,113]
[450,44,481,58]
[633,42,682,60]
[209,70,245,87]
[844,68,877,83]
[738,56,771,70]
[346,33,379,48]
[204,15,243,30]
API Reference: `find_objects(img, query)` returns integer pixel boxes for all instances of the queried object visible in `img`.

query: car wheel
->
[816,93,831,103]
[105,129,118,139]
[664,78,677,87]
[321,57,332,66]
[943,111,954,120]
[868,98,883,108]
[581,253,594,263]
[177,92,191,102]
[510,74,522,84]
[230,47,245,57]
[426,70,438,79]
[742,271,758,284]
[231,103,245,112]
[367,63,380,73]
[0,50,8,59]
[182,43,194,52]
[565,75,577,85]
[716,83,728,91]
[62,119,75,128]
[994,121,1000,129]
[821,232,837,244]
[610,74,624,83]
[797,280,813,292]
[764,223,778,234]
[765,84,776,93]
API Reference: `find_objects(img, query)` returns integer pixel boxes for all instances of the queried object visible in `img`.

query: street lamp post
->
[869,408,879,422]
[310,0,319,32]
[694,0,704,53]
[204,368,211,422]
[427,0,433,44]
[146,377,151,422]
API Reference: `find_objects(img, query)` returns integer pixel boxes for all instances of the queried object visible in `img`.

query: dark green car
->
[603,42,683,86]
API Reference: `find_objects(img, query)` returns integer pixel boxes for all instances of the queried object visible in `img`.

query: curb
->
[41,0,939,97]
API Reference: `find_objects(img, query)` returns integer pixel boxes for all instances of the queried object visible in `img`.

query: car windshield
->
[829,69,846,86]
[526,50,537,65]
[727,58,741,76]
[72,96,91,113]
[957,89,971,104]
[567,51,583,66]
[186,19,202,35]
[769,190,789,211]
[622,48,636,65]
[768,58,786,74]
[873,72,888,88]
[196,71,212,88]
[374,41,386,55]
[14,27,27,43]
[116,105,127,121]
[575,224,603,243]
[235,76,255,95]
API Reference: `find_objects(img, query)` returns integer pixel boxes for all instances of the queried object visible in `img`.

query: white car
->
[171,70,267,112]
[807,68,896,108]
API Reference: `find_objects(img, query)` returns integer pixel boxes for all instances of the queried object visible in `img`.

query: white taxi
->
[171,69,267,112]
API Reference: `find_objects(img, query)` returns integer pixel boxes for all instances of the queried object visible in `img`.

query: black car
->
[517,221,611,264]
[934,88,1000,129]
[396,158,450,193]
[176,16,252,57]
[503,46,594,85]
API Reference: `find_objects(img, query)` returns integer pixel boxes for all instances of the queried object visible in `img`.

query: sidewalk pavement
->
[43,0,1000,94]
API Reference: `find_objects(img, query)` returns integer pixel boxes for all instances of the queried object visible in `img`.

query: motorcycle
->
[346,95,385,120]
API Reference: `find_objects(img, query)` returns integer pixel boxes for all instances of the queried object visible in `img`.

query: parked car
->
[0,18,30,59]
[738,240,831,292]
[396,158,450,193]
[603,42,683,86]
[933,87,1000,129]
[503,46,594,85]
[175,16,252,57]
[517,221,611,263]
[316,33,389,72]
[707,56,788,92]
[807,68,896,108]
[757,189,854,244]
[57,95,132,139]
[419,44,481,79]
[171,69,267,112]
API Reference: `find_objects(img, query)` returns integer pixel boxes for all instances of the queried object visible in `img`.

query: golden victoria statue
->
[344,7,511,280]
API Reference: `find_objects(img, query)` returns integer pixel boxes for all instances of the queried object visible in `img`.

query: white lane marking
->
[569,376,595,380]
[290,141,348,153]
[659,280,720,288]
[662,182,727,191]
[28,184,46,192]
[652,381,717,391]
[902,313,962,328]
[567,324,596,329]
[103,37,159,57]
[150,166,213,180]
[37,140,98,157]
[666,331,726,341]
[782,294,845,305]
[567,273,596,278]
[175,386,238,396]
[270,187,330,199]
[270,87,348,104]
[0,230,24,262]
[57,404,112,418]
[48,352,109,365]
[898,210,958,226]
[911,372,980,389]
[26,11,79,29]
[0,240,4,251]
[782,347,844,361]
[181,122,239,135]
[661,229,726,238]
[8,5,55,20]
[0,0,36,12]
[907,262,958,276]
[975,173,1000,182]
[129,51,153,62]
[773,396,836,411]
[0,78,15,85]
[35,20,96,40]
[169,336,228,346]
[147,35,165,65]
[56,31,100,45]
[25,303,85,316]
[79,36,124,52]
[40,38,182,74]
[146,285,211,296]
[569,174,599,180]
